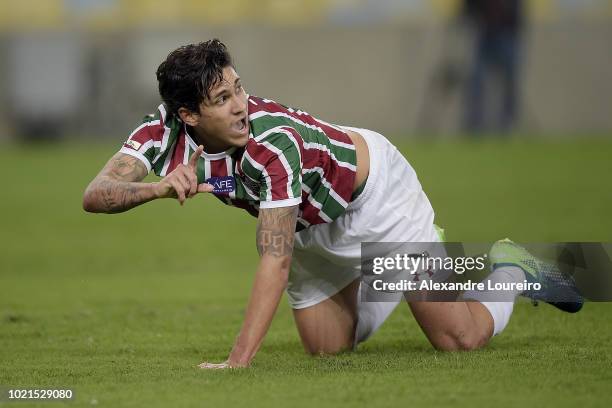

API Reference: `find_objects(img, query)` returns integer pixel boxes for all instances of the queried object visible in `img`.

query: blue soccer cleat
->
[489,239,584,313]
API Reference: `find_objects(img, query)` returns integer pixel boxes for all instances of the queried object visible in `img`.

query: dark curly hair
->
[156,39,233,118]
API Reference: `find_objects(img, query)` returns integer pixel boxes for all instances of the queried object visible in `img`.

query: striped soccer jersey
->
[119,95,357,229]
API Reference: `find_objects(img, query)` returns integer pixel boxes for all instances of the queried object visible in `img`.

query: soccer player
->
[83,39,582,369]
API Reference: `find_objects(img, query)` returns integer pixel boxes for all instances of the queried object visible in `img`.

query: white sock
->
[462,265,526,335]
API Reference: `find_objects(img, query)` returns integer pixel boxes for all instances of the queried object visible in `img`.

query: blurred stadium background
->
[0,0,611,140]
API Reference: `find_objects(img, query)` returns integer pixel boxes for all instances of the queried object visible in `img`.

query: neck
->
[188,126,231,154]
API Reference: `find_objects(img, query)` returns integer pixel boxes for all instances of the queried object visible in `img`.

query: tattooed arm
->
[82,152,153,213]
[83,146,212,213]
[199,205,299,369]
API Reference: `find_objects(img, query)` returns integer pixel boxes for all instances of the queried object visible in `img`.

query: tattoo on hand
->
[256,206,298,257]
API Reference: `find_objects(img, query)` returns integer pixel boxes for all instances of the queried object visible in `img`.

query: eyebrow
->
[210,77,241,100]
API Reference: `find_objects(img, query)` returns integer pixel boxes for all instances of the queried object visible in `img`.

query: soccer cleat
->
[489,239,584,313]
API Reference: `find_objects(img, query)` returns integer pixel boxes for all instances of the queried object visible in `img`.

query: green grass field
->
[1,139,611,407]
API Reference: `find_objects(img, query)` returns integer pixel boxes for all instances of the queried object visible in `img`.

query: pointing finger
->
[189,145,203,169]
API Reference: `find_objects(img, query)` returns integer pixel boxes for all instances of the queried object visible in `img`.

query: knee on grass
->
[302,339,354,356]
[429,329,490,351]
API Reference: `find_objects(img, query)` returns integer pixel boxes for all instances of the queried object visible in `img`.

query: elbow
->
[280,267,290,287]
[272,262,291,289]
[82,185,102,213]
[82,192,96,213]
[258,251,293,288]
[82,200,95,213]
[279,258,292,285]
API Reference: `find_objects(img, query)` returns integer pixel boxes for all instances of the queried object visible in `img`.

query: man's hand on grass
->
[198,360,247,370]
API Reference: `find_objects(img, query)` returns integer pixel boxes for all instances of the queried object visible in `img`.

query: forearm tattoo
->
[96,179,148,213]
[256,206,298,258]
[87,154,151,213]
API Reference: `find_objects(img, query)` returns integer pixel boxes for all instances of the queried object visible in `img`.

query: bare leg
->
[408,299,494,351]
[293,280,496,353]
[292,279,359,355]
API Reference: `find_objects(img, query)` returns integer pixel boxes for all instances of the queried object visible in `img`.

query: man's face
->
[187,66,249,153]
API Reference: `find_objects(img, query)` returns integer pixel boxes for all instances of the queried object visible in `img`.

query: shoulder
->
[247,95,298,134]
[247,96,303,150]
[120,104,184,170]
[125,104,185,146]
[246,131,303,166]
[125,104,175,146]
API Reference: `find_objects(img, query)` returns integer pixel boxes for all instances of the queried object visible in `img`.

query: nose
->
[232,94,247,114]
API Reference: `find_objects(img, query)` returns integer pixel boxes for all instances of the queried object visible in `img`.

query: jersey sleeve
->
[118,112,165,173]
[243,132,303,209]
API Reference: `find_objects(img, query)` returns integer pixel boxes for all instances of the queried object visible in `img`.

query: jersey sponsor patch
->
[125,139,142,150]
[206,176,235,194]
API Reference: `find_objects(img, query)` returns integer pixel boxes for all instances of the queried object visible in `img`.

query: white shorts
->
[288,127,440,345]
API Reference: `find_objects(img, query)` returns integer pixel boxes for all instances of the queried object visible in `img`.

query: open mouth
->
[234,117,248,134]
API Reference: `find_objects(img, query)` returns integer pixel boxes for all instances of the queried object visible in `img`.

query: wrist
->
[151,181,165,199]
[228,344,252,367]
[227,358,249,368]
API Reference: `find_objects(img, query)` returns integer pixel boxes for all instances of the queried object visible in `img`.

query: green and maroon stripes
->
[246,95,357,224]
[119,96,359,227]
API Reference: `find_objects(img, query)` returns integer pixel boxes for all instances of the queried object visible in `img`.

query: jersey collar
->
[183,124,237,160]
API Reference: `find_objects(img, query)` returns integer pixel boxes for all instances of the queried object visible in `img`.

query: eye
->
[217,95,227,105]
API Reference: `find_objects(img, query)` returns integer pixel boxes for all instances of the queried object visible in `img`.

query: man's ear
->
[178,107,200,126]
